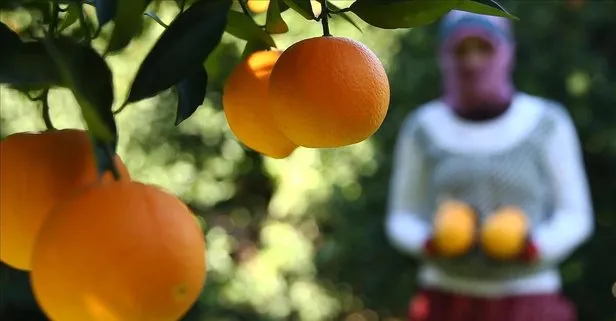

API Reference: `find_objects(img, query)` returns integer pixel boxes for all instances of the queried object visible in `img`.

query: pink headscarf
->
[438,10,516,111]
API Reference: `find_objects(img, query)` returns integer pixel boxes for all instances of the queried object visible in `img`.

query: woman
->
[385,10,594,321]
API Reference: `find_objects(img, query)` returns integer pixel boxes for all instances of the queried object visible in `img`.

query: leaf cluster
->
[0,0,514,149]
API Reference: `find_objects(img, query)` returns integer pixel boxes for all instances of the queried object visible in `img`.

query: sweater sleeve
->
[532,105,595,264]
[385,114,433,257]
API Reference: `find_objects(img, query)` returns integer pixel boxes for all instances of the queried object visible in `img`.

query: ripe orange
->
[480,206,529,260]
[247,0,322,16]
[31,180,207,321]
[247,0,269,14]
[432,200,477,257]
[223,50,297,158]
[268,36,390,148]
[0,129,130,271]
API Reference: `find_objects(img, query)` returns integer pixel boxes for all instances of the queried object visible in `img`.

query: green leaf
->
[93,0,116,27]
[328,1,362,33]
[41,37,116,143]
[105,0,146,53]
[144,11,169,28]
[265,0,289,35]
[456,0,518,20]
[281,0,315,20]
[241,40,271,59]
[349,0,460,29]
[0,21,23,59]
[125,0,231,104]
[175,66,207,126]
[0,43,61,87]
[278,0,290,12]
[58,2,80,31]
[226,9,276,47]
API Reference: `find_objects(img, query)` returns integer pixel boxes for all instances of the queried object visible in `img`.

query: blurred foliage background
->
[1,1,615,320]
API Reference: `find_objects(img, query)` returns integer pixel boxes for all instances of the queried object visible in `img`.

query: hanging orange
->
[31,180,207,321]
[0,129,130,271]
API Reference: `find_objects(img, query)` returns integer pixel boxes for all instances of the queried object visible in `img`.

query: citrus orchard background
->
[1,0,615,320]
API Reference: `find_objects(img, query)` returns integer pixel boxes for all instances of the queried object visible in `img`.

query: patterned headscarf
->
[438,10,516,111]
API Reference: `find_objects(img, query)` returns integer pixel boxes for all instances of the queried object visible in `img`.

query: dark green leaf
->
[93,0,116,27]
[278,0,290,12]
[41,37,116,143]
[281,0,315,20]
[105,0,146,53]
[328,1,362,33]
[144,11,169,28]
[125,0,231,104]
[265,0,289,34]
[175,66,207,125]
[0,21,22,59]
[59,2,80,31]
[226,9,276,47]
[0,43,61,86]
[241,40,271,59]
[91,137,120,177]
[350,0,459,29]
[456,0,518,20]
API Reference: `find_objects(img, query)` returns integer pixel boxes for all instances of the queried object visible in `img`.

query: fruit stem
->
[40,89,55,131]
[319,0,331,37]
[101,143,121,181]
[238,0,264,29]
[238,0,253,18]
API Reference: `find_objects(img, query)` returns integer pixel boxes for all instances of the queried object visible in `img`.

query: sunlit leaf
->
[105,0,146,53]
[456,0,518,20]
[58,2,80,32]
[265,0,289,35]
[350,0,459,29]
[226,9,276,47]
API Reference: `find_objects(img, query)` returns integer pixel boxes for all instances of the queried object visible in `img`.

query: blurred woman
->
[385,10,594,321]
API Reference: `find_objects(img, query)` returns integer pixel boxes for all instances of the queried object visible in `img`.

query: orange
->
[268,36,390,148]
[0,129,130,271]
[223,50,297,158]
[247,0,322,16]
[31,180,207,321]
[480,206,529,260]
[432,200,477,257]
[247,0,269,14]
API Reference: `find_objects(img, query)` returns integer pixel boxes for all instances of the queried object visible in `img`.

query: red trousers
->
[408,289,577,321]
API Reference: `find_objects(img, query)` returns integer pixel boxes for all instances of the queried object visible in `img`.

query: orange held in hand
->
[0,129,130,271]
[268,36,390,148]
[30,180,207,321]
[480,206,529,260]
[432,200,477,257]
[223,50,298,159]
